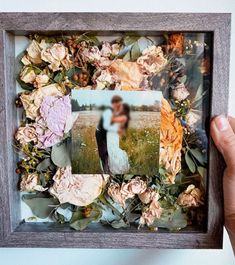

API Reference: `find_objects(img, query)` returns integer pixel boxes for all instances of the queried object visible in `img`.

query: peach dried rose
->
[122,177,147,195]
[160,98,183,184]
[138,188,159,204]
[172,83,190,101]
[177,184,203,207]
[108,182,126,207]
[21,40,43,65]
[109,59,144,90]
[34,73,50,88]
[20,84,64,120]
[49,167,108,206]
[15,124,37,145]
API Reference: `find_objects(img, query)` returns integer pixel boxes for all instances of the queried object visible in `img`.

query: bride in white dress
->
[107,103,130,174]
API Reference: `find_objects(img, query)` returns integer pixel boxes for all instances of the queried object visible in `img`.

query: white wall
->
[0,0,234,264]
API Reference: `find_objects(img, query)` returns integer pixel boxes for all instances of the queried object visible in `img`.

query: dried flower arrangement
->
[14,32,210,231]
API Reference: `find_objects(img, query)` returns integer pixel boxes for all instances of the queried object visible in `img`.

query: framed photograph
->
[0,13,231,248]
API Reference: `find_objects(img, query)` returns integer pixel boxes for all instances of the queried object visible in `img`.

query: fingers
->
[228,116,235,133]
[211,115,235,170]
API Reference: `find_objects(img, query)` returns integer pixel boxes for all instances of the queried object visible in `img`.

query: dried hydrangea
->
[35,95,72,148]
[20,84,64,120]
[177,184,203,207]
[49,167,109,206]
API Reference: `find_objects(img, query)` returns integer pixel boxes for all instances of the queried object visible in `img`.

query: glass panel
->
[15,32,212,231]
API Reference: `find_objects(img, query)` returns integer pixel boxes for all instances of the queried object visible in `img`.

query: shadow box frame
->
[0,12,231,249]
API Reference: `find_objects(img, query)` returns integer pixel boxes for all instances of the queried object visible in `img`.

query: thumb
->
[211,115,235,170]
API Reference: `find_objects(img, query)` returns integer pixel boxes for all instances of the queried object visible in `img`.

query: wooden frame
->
[0,12,231,248]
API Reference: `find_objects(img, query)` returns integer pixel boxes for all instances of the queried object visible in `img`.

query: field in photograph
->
[71,111,160,175]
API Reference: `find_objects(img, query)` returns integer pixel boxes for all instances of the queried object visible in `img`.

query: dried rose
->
[137,46,167,74]
[49,167,108,206]
[123,177,147,195]
[15,124,37,145]
[20,84,64,120]
[107,182,126,207]
[34,73,50,88]
[185,110,201,129]
[100,42,120,57]
[172,83,190,101]
[93,69,116,89]
[21,40,43,65]
[177,184,203,207]
[41,43,72,72]
[138,188,159,204]
[20,66,36,84]
[20,173,47,192]
[139,198,162,226]
[81,46,101,63]
[35,95,72,148]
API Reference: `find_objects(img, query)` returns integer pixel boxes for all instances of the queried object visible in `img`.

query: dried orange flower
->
[160,98,183,183]
[166,33,184,56]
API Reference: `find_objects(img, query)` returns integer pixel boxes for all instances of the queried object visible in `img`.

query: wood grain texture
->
[0,12,231,248]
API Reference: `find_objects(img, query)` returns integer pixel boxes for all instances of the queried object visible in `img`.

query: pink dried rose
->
[20,84,64,120]
[138,188,159,204]
[81,46,101,63]
[49,167,109,206]
[108,177,147,207]
[172,83,190,101]
[139,198,162,227]
[15,124,38,145]
[35,95,72,148]
[20,173,47,192]
[177,184,203,207]
[100,42,120,57]
[137,45,167,74]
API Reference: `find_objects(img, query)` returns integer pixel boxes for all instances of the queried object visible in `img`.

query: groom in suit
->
[95,95,123,173]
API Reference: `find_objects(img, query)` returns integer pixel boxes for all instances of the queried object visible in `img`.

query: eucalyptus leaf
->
[153,207,187,231]
[51,141,71,167]
[197,166,205,177]
[70,206,102,231]
[36,158,52,172]
[123,51,131,61]
[22,194,59,219]
[180,75,187,84]
[130,42,141,61]
[185,151,196,173]
[54,72,64,83]
[123,36,140,46]
[111,219,129,229]
[189,148,205,165]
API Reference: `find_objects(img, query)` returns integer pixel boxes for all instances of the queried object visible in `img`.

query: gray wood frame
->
[0,12,231,248]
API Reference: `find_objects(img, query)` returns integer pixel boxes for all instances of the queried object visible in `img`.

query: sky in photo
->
[72,90,162,107]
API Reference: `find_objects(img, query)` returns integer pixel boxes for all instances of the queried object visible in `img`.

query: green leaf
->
[22,194,59,219]
[51,140,71,167]
[123,50,131,61]
[185,151,196,173]
[197,166,205,177]
[36,158,51,172]
[123,36,140,46]
[180,75,187,84]
[53,72,64,83]
[130,42,141,61]
[111,219,129,229]
[189,148,205,165]
[70,205,102,231]
[153,207,187,231]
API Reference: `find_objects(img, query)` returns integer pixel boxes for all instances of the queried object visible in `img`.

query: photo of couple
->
[71,90,161,175]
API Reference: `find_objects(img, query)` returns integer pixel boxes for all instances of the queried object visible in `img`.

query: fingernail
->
[215,115,229,131]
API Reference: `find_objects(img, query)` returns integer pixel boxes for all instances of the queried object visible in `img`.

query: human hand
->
[211,115,235,250]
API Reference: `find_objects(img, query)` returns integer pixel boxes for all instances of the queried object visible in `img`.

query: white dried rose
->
[41,43,70,72]
[137,45,167,74]
[20,173,38,192]
[25,40,43,64]
[20,83,64,120]
[177,184,203,207]
[20,67,36,84]
[172,83,190,101]
[185,111,201,129]
[15,124,37,145]
[34,73,50,88]
[49,167,109,206]
[93,69,115,89]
